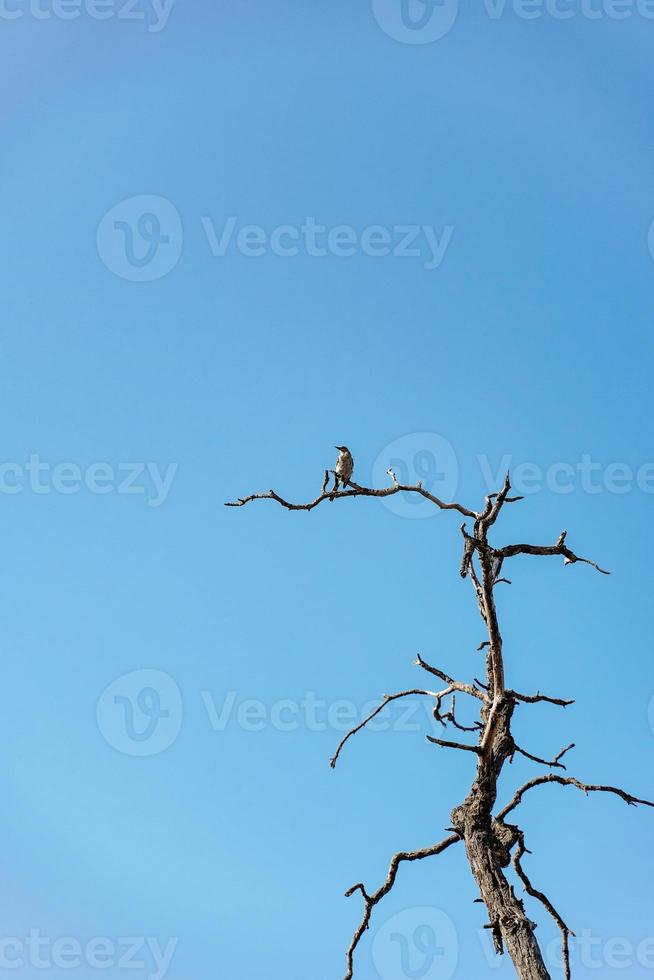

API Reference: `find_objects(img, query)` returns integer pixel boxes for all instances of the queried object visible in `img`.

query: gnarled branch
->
[498,774,654,822]
[496,530,610,575]
[509,690,574,708]
[226,476,477,518]
[344,833,461,980]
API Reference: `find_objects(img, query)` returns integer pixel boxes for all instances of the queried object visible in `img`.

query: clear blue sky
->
[1,3,653,978]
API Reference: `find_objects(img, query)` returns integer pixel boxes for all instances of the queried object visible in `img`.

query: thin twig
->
[329,689,449,768]
[512,742,576,771]
[426,735,482,754]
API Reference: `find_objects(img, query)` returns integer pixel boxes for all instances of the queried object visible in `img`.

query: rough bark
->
[450,697,550,979]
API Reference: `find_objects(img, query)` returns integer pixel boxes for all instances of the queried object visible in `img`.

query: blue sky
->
[1,2,654,978]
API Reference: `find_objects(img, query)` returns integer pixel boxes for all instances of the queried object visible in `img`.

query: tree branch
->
[343,833,461,980]
[479,472,516,530]
[226,477,477,518]
[512,831,574,980]
[512,743,575,771]
[496,530,610,575]
[415,654,486,701]
[329,688,450,769]
[426,735,482,754]
[497,774,654,822]
[509,690,575,708]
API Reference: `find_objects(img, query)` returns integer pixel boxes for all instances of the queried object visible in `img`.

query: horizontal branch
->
[344,833,461,980]
[415,654,486,701]
[509,690,575,708]
[497,774,654,822]
[329,689,449,769]
[427,735,481,754]
[496,530,610,575]
[513,743,575,771]
[226,476,477,518]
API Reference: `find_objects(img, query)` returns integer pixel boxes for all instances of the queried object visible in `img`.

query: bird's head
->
[335,445,349,453]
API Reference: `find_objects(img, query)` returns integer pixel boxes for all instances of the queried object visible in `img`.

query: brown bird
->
[330,445,354,500]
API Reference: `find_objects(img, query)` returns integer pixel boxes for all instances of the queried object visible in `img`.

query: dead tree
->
[226,464,653,980]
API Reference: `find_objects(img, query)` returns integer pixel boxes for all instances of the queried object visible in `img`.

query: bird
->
[330,445,354,500]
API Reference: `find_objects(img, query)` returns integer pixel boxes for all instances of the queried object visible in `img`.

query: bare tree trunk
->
[451,698,551,979]
[448,506,552,978]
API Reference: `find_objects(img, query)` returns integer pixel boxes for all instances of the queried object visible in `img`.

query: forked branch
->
[512,742,576,771]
